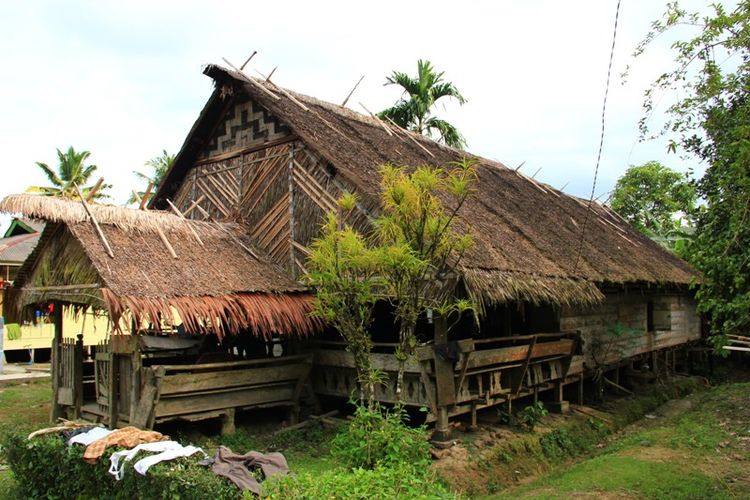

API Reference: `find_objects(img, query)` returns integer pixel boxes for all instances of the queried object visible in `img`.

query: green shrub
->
[331,404,431,470]
[517,401,548,431]
[1,432,238,499]
[261,462,453,499]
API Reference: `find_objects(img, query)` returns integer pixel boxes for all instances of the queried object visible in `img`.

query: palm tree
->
[129,150,175,205]
[28,147,110,199]
[378,59,467,149]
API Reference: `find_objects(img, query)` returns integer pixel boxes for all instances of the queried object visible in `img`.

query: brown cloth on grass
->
[84,426,168,463]
[211,446,289,494]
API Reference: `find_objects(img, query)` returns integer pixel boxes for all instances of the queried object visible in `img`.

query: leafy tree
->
[633,1,750,348]
[305,159,477,404]
[378,59,467,149]
[375,159,476,399]
[610,161,697,252]
[28,147,110,199]
[304,194,384,408]
[129,150,175,204]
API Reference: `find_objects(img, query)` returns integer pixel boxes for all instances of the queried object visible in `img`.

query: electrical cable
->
[572,0,623,274]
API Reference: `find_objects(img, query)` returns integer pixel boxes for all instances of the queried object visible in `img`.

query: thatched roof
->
[154,64,698,308]
[0,194,320,338]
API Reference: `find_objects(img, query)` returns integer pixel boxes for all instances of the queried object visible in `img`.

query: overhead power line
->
[572,0,622,274]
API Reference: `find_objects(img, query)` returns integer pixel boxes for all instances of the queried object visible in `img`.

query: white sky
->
[0,0,723,231]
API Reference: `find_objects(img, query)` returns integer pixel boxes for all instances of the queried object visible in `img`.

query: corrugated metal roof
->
[0,232,40,264]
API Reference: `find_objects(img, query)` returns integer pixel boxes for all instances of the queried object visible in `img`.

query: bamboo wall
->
[173,96,369,276]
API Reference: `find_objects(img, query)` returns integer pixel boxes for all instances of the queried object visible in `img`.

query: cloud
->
[0,0,719,232]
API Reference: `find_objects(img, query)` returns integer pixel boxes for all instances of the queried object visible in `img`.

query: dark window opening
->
[478,302,560,338]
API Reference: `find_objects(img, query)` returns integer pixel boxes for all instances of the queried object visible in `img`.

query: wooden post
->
[221,408,236,435]
[73,334,84,418]
[50,302,64,422]
[128,347,142,424]
[108,353,119,428]
[554,381,563,402]
[469,402,478,431]
[432,315,455,445]
[578,375,584,405]
[549,380,569,414]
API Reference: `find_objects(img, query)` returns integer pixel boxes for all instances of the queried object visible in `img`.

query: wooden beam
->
[513,336,538,396]
[133,189,178,259]
[139,182,154,210]
[85,177,105,202]
[239,50,257,70]
[183,195,206,218]
[383,116,435,158]
[341,74,365,107]
[22,284,101,292]
[165,199,205,247]
[74,183,114,258]
[359,102,393,136]
[194,136,297,166]
[222,57,281,100]
[722,345,750,352]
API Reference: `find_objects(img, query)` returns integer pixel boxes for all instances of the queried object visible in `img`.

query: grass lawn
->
[493,382,750,499]
[0,379,52,498]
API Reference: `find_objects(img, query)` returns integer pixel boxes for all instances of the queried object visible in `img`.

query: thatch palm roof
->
[0,194,320,338]
[154,64,698,308]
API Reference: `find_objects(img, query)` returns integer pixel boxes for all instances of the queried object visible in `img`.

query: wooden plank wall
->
[561,293,701,374]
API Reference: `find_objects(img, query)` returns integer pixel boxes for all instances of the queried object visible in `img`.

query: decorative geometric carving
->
[200,95,291,159]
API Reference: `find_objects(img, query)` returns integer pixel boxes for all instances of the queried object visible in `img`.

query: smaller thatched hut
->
[0,193,321,431]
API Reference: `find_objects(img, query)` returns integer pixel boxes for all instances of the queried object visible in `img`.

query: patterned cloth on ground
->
[211,446,289,494]
[83,426,168,463]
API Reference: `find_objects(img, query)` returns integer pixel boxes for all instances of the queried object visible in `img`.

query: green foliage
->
[28,146,110,199]
[376,159,477,399]
[305,160,477,403]
[262,404,449,499]
[632,2,750,348]
[129,149,175,205]
[517,401,548,431]
[304,196,385,406]
[378,59,467,149]
[331,404,431,470]
[610,161,697,253]
[508,454,726,499]
[261,462,453,500]
[1,432,237,499]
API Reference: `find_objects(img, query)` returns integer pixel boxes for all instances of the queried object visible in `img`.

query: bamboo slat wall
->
[174,99,371,276]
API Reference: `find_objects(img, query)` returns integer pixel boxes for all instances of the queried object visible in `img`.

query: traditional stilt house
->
[0,194,321,432]
[149,63,701,437]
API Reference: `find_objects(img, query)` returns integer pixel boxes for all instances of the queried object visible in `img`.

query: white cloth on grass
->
[109,441,182,480]
[108,440,206,480]
[133,444,206,476]
[68,427,113,446]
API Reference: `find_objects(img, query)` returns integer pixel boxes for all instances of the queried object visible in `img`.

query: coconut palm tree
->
[378,59,467,149]
[129,150,175,205]
[28,147,110,199]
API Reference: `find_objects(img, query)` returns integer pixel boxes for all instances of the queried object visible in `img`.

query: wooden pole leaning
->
[132,187,178,259]
[74,183,114,258]
[165,199,204,247]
